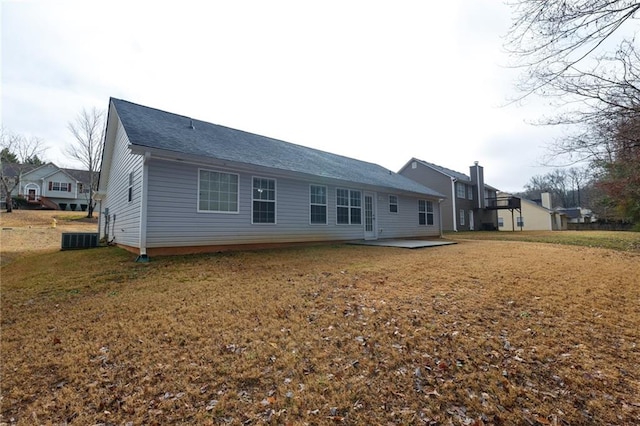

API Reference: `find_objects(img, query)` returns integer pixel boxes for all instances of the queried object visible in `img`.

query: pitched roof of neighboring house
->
[556,207,579,219]
[499,191,566,215]
[63,168,94,183]
[2,162,92,183]
[0,163,37,177]
[110,98,444,197]
[407,158,499,191]
[411,158,472,182]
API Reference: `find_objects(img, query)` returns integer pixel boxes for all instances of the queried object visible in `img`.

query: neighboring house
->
[2,162,94,210]
[96,98,446,258]
[497,192,567,231]
[555,207,597,223]
[1,163,36,209]
[398,158,499,231]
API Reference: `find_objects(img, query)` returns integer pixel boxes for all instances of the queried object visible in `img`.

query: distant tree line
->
[516,167,631,223]
[505,1,640,226]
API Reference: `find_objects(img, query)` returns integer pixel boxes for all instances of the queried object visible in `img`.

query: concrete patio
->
[348,239,457,249]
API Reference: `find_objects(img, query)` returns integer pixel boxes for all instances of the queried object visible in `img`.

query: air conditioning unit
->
[61,233,99,250]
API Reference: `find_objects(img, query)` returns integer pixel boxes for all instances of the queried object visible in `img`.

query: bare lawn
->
[1,212,639,425]
[0,210,98,265]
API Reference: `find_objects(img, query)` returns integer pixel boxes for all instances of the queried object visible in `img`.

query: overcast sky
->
[2,1,564,193]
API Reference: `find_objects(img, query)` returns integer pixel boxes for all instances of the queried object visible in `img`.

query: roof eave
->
[130,145,443,199]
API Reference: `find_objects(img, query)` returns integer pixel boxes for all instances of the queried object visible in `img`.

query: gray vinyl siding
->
[99,119,143,247]
[145,159,439,248]
[375,194,440,239]
[399,164,454,230]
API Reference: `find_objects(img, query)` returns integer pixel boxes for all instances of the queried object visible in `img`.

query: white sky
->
[1,0,564,193]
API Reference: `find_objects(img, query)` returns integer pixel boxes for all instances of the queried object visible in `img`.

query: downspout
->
[438,198,444,238]
[451,177,457,232]
[476,164,482,209]
[136,152,151,262]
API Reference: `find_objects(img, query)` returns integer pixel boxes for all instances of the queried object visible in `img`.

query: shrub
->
[70,203,77,211]
[11,196,28,209]
[59,203,67,211]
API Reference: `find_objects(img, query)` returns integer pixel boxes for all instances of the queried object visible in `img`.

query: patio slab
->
[348,239,457,249]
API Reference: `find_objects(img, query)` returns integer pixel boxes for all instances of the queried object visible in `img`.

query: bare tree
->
[66,108,105,218]
[505,1,640,99]
[520,167,593,208]
[0,128,48,212]
[505,2,640,159]
[505,1,640,222]
[568,167,590,206]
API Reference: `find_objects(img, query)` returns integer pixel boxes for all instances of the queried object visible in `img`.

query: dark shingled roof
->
[413,159,472,182]
[111,98,444,197]
[1,163,37,177]
[412,158,499,191]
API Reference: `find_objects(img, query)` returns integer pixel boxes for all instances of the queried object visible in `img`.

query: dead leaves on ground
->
[1,244,639,424]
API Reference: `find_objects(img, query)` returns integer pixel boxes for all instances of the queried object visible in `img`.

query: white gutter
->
[451,177,457,232]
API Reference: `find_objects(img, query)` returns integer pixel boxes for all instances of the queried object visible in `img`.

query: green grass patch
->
[446,230,640,252]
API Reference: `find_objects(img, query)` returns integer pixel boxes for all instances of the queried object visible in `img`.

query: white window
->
[252,177,276,224]
[337,189,361,225]
[426,200,434,225]
[49,181,70,192]
[310,185,327,224]
[467,185,473,200]
[198,169,239,213]
[456,182,466,198]
[459,209,465,226]
[498,217,504,227]
[418,200,434,226]
[78,183,90,194]
[389,195,398,213]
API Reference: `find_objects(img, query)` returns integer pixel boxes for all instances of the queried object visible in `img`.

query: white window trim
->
[459,209,465,226]
[456,182,466,199]
[418,199,426,226]
[197,168,240,214]
[251,176,277,225]
[309,184,328,225]
[336,188,362,225]
[51,181,70,192]
[418,199,435,226]
[389,195,399,214]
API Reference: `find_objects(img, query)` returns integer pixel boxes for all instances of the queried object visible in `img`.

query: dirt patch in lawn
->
[0,210,98,265]
[1,237,639,425]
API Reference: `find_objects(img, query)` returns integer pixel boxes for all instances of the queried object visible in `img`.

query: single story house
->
[555,207,597,223]
[497,192,567,231]
[2,162,93,211]
[398,158,499,231]
[96,98,446,258]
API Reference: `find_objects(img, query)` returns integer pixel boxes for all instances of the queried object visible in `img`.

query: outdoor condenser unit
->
[61,232,99,250]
